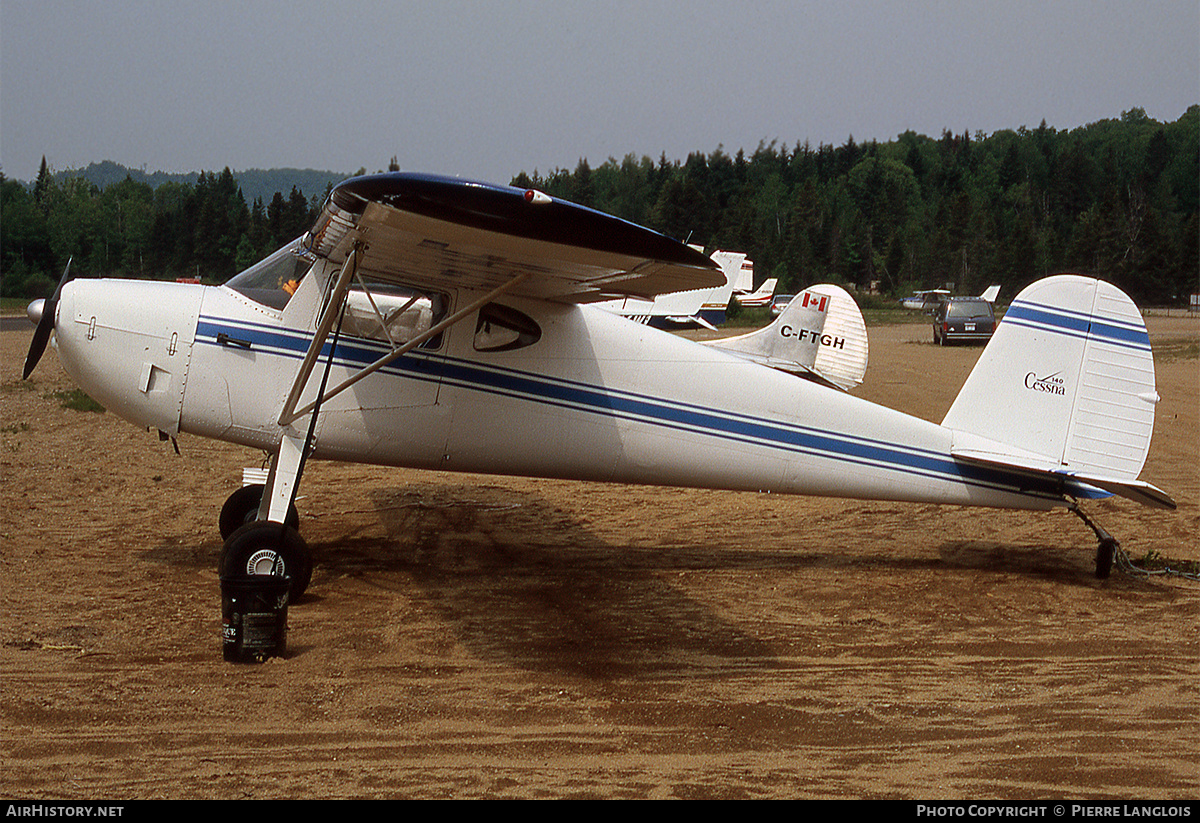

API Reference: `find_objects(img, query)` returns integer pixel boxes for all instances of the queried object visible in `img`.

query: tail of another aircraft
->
[943,274,1174,509]
[709,250,752,293]
[707,284,868,391]
[735,278,778,306]
[746,278,778,299]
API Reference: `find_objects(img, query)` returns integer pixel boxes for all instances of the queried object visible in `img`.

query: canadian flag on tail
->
[801,292,828,312]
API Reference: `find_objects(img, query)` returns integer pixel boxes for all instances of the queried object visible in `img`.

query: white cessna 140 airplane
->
[23,172,1174,599]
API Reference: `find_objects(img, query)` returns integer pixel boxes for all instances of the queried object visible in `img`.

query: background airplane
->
[595,247,739,329]
[24,172,1173,601]
[707,283,868,391]
[900,284,1000,311]
[899,288,951,311]
[696,249,779,310]
[734,277,779,308]
[725,251,755,295]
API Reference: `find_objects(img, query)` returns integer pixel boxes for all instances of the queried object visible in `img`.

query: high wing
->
[278,172,723,425]
[303,172,723,303]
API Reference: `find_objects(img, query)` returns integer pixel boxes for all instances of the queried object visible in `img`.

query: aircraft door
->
[311,279,452,467]
[331,279,448,409]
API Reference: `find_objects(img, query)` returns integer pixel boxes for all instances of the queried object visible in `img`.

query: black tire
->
[220,520,313,601]
[219,484,299,540]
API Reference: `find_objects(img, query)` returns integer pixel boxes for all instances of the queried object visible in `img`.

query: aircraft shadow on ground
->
[311,484,1146,675]
[146,482,1160,676]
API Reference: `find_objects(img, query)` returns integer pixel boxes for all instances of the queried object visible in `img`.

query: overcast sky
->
[2,0,1196,186]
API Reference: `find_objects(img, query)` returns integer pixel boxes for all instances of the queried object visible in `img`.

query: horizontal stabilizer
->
[952,448,1177,510]
[1070,475,1177,509]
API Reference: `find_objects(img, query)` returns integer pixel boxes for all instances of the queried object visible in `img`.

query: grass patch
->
[1,379,38,393]
[48,388,105,413]
[862,308,927,326]
[1133,549,1200,578]
[1153,339,1200,362]
[721,306,772,328]
[1,297,32,315]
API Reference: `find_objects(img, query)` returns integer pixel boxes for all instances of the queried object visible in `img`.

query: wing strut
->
[277,264,534,427]
[259,299,347,527]
[278,242,363,426]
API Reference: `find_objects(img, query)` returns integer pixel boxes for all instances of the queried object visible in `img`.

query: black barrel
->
[220,575,290,663]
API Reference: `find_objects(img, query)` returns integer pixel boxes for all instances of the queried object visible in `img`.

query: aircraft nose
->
[53,278,203,435]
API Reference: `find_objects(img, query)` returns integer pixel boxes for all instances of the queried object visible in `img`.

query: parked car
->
[932,297,995,345]
[769,294,794,317]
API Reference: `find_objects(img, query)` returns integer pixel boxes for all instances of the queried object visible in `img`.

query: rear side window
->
[474,303,541,352]
[946,300,991,319]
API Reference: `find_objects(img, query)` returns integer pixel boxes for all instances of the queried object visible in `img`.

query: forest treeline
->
[2,106,1197,305]
[1,164,328,300]
[516,107,1198,307]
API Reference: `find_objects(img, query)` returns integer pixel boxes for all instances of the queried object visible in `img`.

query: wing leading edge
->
[304,172,723,302]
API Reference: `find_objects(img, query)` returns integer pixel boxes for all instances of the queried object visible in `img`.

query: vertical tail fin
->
[943,275,1168,505]
[710,250,751,293]
[735,278,778,306]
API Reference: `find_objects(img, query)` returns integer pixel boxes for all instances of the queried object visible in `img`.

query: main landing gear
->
[217,260,354,603]
[1069,503,1119,579]
[218,435,314,601]
[219,484,299,540]
[219,484,310,599]
[220,519,313,600]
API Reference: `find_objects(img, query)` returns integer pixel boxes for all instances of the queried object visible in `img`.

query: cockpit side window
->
[473,303,541,352]
[225,237,313,309]
[339,279,449,350]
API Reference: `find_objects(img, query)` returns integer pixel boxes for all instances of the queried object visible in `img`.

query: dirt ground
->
[2,312,1197,800]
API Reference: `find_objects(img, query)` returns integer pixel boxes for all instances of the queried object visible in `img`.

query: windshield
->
[225,237,314,309]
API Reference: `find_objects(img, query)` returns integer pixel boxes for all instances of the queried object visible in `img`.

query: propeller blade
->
[23,259,72,379]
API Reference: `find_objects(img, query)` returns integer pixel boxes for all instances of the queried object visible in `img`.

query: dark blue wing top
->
[307,172,722,302]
